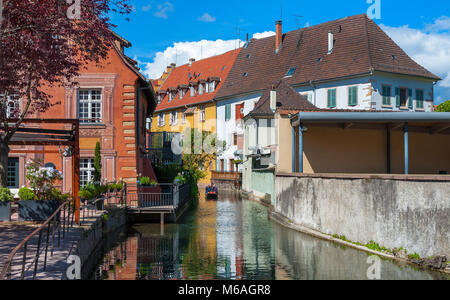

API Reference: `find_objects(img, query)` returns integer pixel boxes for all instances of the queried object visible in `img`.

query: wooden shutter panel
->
[395,88,400,107]
[408,89,413,109]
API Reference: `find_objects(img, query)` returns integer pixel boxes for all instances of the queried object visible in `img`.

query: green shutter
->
[349,86,358,106]
[328,89,336,108]
[225,104,231,121]
[408,89,413,109]
[417,90,424,109]
[395,88,400,107]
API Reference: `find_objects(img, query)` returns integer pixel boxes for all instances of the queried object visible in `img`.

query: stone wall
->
[274,173,450,258]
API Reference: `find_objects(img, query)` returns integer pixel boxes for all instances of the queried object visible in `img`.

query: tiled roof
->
[155,49,241,112]
[248,80,317,117]
[216,14,440,100]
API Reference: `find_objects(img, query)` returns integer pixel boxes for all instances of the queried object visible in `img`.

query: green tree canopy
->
[436,100,450,112]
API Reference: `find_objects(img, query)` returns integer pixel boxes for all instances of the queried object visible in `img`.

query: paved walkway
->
[0,209,103,280]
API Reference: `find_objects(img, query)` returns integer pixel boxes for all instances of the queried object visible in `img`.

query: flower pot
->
[0,202,11,221]
[18,200,60,222]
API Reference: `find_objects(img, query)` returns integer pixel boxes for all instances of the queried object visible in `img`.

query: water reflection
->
[92,192,447,280]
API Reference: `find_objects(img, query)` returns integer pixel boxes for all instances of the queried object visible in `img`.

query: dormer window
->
[209,81,215,93]
[285,67,296,77]
[179,89,184,100]
[168,92,173,102]
[190,86,195,97]
[157,93,162,104]
[199,83,204,95]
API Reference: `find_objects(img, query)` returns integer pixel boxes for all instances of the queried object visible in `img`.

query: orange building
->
[7,34,157,194]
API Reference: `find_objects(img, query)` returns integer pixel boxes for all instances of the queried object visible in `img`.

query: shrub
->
[18,187,35,201]
[435,100,450,112]
[25,159,62,200]
[139,176,151,186]
[0,187,14,203]
[49,188,70,202]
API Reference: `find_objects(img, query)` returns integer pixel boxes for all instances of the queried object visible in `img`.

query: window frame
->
[7,157,19,188]
[80,158,95,187]
[78,89,103,124]
[381,85,392,106]
[327,88,337,108]
[348,86,358,106]
[415,89,424,109]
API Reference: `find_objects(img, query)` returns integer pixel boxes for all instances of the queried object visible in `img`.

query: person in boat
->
[206,182,218,194]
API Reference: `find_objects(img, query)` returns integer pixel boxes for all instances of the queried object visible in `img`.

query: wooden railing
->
[211,171,242,182]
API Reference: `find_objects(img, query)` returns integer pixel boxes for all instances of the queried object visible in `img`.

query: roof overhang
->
[291,112,450,135]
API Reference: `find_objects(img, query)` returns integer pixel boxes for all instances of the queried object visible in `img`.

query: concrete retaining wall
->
[74,208,127,279]
[274,173,450,257]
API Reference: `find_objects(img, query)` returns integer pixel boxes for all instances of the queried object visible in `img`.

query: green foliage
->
[25,159,63,200]
[408,252,421,260]
[435,100,450,112]
[139,176,151,186]
[79,183,110,200]
[93,142,102,184]
[18,187,35,201]
[108,182,124,191]
[0,187,14,203]
[49,188,70,203]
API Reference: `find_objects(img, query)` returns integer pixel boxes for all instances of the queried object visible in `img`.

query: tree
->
[0,0,131,186]
[435,100,450,112]
[93,141,101,184]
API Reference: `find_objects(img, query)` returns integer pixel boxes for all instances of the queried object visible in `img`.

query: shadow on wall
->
[303,127,450,174]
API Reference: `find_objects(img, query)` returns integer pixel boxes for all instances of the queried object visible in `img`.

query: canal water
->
[91,192,447,280]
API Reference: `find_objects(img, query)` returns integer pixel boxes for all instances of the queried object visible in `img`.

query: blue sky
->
[110,0,450,103]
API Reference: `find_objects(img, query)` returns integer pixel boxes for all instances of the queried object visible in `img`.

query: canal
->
[90,192,446,280]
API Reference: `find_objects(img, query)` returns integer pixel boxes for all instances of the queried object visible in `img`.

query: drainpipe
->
[404,122,409,175]
[309,80,316,106]
[291,126,295,172]
[299,122,304,173]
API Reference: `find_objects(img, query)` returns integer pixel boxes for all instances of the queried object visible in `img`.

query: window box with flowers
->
[18,160,69,222]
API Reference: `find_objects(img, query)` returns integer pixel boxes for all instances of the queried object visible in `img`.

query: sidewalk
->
[0,210,103,280]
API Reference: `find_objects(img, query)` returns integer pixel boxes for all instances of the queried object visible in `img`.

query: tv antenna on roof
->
[292,14,304,30]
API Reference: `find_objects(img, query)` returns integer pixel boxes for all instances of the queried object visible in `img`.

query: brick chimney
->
[189,58,196,66]
[275,20,282,53]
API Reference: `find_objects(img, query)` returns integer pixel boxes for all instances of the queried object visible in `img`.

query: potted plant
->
[18,160,64,222]
[138,177,160,194]
[0,187,14,221]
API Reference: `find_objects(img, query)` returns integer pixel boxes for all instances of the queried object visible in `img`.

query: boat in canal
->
[205,184,218,200]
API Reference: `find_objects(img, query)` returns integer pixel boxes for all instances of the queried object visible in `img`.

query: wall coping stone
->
[276,172,450,182]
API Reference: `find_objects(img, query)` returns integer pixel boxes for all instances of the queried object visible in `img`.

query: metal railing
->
[126,183,190,212]
[0,185,128,280]
[0,200,76,280]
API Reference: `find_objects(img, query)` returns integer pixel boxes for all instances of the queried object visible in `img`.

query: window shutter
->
[395,88,400,107]
[408,89,413,109]
[328,89,336,108]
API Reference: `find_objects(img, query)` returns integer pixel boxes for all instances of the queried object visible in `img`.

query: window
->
[382,85,391,106]
[168,92,173,102]
[158,113,165,127]
[182,110,187,124]
[169,112,173,125]
[233,134,238,146]
[307,93,313,103]
[157,94,162,104]
[243,72,248,77]
[80,158,95,187]
[7,157,19,188]
[78,89,102,124]
[348,86,358,106]
[285,67,296,77]
[199,83,204,95]
[172,111,178,125]
[235,103,244,120]
[179,89,184,100]
[398,88,408,107]
[190,86,195,97]
[199,106,206,122]
[416,90,424,109]
[327,89,337,108]
[225,104,231,121]
[0,93,20,118]
[208,81,215,93]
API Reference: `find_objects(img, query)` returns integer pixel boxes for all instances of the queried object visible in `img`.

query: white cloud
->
[154,1,174,19]
[141,39,241,79]
[142,4,152,12]
[198,13,216,23]
[252,31,275,39]
[425,16,450,33]
[380,22,450,88]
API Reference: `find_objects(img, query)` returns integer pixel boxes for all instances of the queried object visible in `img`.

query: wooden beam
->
[388,123,404,131]
[430,124,450,134]
[343,123,354,129]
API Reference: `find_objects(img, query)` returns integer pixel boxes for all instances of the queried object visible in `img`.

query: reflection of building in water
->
[181,195,218,280]
[241,200,275,279]
[215,197,244,279]
[136,227,182,280]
